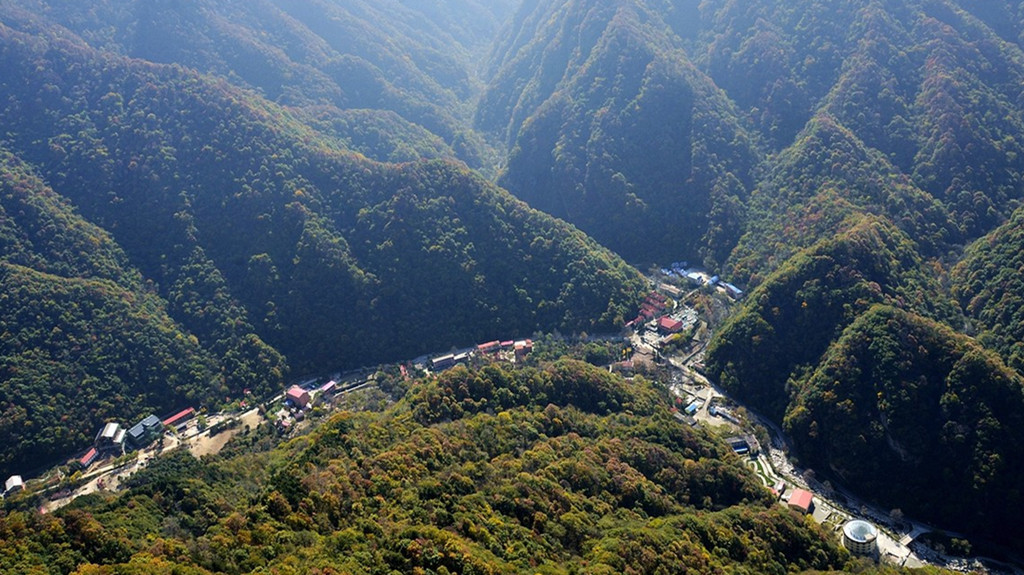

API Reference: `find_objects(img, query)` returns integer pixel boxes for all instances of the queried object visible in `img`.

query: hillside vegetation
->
[0,10,644,478]
[0,360,915,574]
[3,0,1024,559]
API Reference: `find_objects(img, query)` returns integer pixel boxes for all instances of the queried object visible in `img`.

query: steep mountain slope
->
[784,305,1024,545]
[479,0,758,266]
[0,151,220,477]
[953,206,1024,372]
[3,0,518,169]
[707,215,955,420]
[0,15,646,478]
[709,215,1024,547]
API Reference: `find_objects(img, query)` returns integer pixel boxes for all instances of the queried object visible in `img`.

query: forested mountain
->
[3,0,517,169]
[0,361,898,574]
[0,8,644,478]
[953,207,1024,372]
[479,0,756,266]
[476,0,1024,548]
[5,0,1024,562]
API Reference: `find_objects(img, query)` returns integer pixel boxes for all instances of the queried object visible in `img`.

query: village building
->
[477,340,501,354]
[4,475,24,495]
[842,520,879,555]
[126,414,163,449]
[285,386,311,409]
[163,408,196,430]
[725,436,751,455]
[787,489,814,514]
[658,316,684,334]
[514,339,533,361]
[658,282,683,299]
[95,422,125,452]
[431,354,456,371]
[77,447,99,469]
[721,281,744,299]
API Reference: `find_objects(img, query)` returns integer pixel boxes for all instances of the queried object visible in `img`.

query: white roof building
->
[5,475,24,494]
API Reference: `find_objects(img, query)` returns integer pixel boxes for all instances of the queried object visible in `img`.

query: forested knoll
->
[0,360,914,574]
[785,305,1024,545]
[706,214,1024,547]
[0,14,645,478]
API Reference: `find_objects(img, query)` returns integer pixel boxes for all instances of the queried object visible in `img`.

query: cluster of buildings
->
[428,338,534,372]
[277,380,346,431]
[75,408,196,471]
[778,483,879,556]
[626,292,670,328]
[658,262,744,300]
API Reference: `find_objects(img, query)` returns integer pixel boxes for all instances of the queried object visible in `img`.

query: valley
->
[3,0,1024,572]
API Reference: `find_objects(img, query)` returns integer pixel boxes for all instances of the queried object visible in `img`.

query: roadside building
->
[773,480,786,495]
[514,339,533,361]
[842,520,879,555]
[431,354,456,371]
[477,340,501,354]
[721,282,744,299]
[4,475,24,494]
[126,414,163,449]
[611,360,635,376]
[163,408,196,429]
[95,422,124,452]
[787,489,814,514]
[658,316,684,334]
[285,386,311,409]
[658,283,683,299]
[77,447,99,469]
[725,436,750,455]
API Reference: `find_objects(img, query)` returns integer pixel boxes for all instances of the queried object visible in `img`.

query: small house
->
[285,386,311,409]
[163,408,196,429]
[658,316,684,334]
[126,414,163,449]
[477,340,501,354]
[95,422,122,450]
[4,475,24,495]
[431,354,456,371]
[514,339,533,361]
[78,447,99,469]
[787,489,814,514]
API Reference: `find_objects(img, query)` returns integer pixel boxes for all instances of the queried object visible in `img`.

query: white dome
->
[843,520,878,543]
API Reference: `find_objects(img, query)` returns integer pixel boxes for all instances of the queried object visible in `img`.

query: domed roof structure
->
[842,520,878,555]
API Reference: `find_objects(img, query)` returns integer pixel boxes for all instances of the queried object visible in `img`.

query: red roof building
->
[658,316,684,334]
[286,385,311,408]
[78,447,98,468]
[163,408,196,428]
[514,339,533,361]
[787,489,814,514]
[477,340,501,353]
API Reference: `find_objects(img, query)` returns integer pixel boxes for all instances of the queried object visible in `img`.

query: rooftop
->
[843,520,878,543]
[788,489,813,513]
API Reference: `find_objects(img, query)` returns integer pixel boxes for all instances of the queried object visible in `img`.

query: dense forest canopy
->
[3,0,1024,561]
[0,360,910,574]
